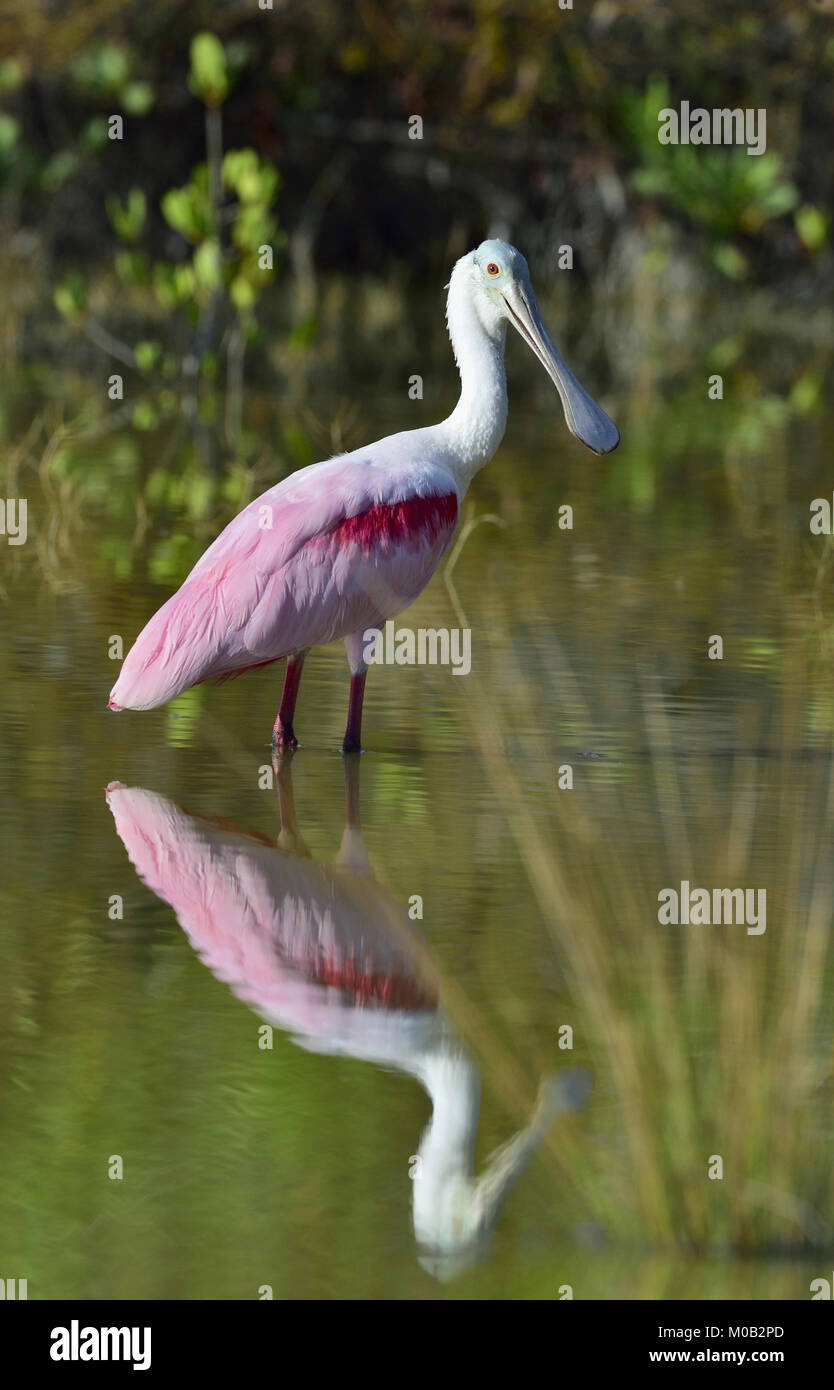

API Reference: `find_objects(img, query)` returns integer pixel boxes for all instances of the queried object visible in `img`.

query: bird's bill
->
[501,281,620,455]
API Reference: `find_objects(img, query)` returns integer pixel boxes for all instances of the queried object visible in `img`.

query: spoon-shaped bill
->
[502,282,619,455]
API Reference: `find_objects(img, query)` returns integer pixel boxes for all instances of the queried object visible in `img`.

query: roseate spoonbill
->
[108,240,619,750]
[105,760,590,1277]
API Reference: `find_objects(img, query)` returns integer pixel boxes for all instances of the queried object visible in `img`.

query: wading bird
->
[109,240,619,750]
[106,760,590,1277]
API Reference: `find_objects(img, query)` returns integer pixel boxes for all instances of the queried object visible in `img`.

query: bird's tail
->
[108,579,242,711]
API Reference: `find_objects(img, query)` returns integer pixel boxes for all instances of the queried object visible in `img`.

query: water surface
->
[2,297,833,1299]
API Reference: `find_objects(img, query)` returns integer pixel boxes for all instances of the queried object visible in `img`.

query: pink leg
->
[342,671,366,754]
[273,652,305,748]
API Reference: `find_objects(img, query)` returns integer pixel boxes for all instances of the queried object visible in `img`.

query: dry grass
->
[442,535,834,1253]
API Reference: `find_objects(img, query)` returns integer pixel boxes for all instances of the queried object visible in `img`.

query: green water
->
[2,290,834,1300]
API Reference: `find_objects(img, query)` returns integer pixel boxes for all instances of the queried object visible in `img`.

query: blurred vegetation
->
[0,0,829,487]
[0,0,829,600]
[48,29,284,452]
[2,1,833,323]
[440,571,834,1257]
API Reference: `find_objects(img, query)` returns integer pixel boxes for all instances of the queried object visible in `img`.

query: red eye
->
[486,262,500,276]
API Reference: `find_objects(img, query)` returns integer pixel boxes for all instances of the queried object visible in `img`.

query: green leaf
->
[132,399,160,431]
[106,188,147,242]
[161,169,214,242]
[40,150,78,191]
[161,184,210,242]
[222,148,258,192]
[232,203,275,252]
[223,148,280,204]
[72,41,130,94]
[229,275,256,310]
[54,274,87,321]
[152,263,179,309]
[0,112,19,155]
[795,204,829,252]
[114,249,149,286]
[711,242,748,280]
[173,265,196,301]
[134,340,161,372]
[193,237,223,290]
[788,373,821,414]
[81,116,109,151]
[188,32,228,107]
[707,336,743,370]
[121,81,154,116]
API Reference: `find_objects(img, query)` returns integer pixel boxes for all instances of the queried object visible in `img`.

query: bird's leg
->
[271,749,311,857]
[342,672,366,754]
[272,651,306,748]
[334,754,371,873]
[344,753,361,827]
[341,633,368,754]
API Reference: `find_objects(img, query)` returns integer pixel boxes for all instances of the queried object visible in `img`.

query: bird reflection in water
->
[105,759,589,1279]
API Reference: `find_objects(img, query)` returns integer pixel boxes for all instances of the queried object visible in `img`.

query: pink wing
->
[105,784,438,1032]
[110,457,459,711]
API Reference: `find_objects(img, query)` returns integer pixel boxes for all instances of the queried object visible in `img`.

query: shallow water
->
[2,304,834,1299]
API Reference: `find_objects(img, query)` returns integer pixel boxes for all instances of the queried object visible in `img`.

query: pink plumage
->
[109,457,458,714]
[109,238,618,748]
[105,782,438,1035]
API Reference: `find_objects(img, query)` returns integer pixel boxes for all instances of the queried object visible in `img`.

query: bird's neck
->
[411,1046,481,1244]
[440,276,508,493]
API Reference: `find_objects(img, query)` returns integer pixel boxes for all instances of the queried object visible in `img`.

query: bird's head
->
[465,238,619,455]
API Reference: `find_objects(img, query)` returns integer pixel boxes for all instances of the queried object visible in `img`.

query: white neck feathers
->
[439,256,508,491]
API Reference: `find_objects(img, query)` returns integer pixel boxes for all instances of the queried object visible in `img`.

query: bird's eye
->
[486,262,501,277]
